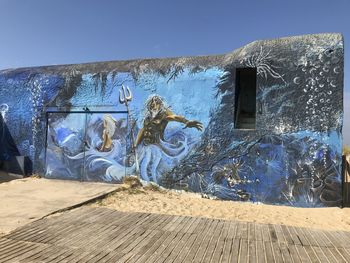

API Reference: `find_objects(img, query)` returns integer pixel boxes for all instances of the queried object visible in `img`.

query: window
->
[234,68,257,129]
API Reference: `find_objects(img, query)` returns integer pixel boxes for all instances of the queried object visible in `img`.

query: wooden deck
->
[1,206,350,262]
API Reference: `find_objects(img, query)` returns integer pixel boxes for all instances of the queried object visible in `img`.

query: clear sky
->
[0,0,348,145]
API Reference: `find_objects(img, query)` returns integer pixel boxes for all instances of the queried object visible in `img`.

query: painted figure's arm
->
[165,110,203,131]
[135,128,145,147]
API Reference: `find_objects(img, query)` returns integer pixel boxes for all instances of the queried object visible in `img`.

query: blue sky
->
[0,0,348,145]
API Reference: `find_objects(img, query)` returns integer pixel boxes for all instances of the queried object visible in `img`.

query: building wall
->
[0,33,344,207]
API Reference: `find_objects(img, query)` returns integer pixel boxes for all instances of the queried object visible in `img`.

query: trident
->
[119,85,140,175]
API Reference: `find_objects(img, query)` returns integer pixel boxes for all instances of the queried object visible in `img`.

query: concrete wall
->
[0,33,344,207]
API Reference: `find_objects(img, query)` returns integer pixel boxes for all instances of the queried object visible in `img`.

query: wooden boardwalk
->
[1,206,350,262]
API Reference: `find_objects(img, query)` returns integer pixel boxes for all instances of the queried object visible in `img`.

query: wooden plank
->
[314,230,334,248]
[182,219,214,262]
[263,241,275,263]
[164,216,200,263]
[169,216,190,234]
[236,221,248,240]
[153,214,173,230]
[336,247,350,262]
[0,240,34,259]
[309,229,329,248]
[184,217,201,234]
[16,244,56,262]
[172,233,198,263]
[287,245,302,263]
[0,242,39,263]
[270,241,283,263]
[121,229,158,256]
[327,247,348,263]
[4,243,48,263]
[126,217,180,263]
[126,231,171,263]
[230,238,241,263]
[82,212,148,252]
[210,221,231,263]
[203,221,225,262]
[84,251,111,263]
[238,238,248,263]
[280,225,294,245]
[255,240,265,263]
[0,238,13,247]
[279,242,293,263]
[162,216,182,232]
[58,222,108,248]
[268,224,278,243]
[6,206,350,263]
[192,218,209,234]
[334,231,350,248]
[155,232,193,262]
[46,247,78,263]
[286,226,302,246]
[35,221,88,245]
[79,223,122,249]
[104,226,145,254]
[144,232,184,263]
[0,239,25,254]
[317,230,349,262]
[248,222,255,241]
[302,228,320,247]
[254,223,263,242]
[261,224,271,242]
[273,224,286,244]
[221,221,236,263]
[293,245,311,263]
[192,220,220,263]
[321,230,343,248]
[8,245,55,262]
[309,246,330,263]
[320,247,338,263]
[76,226,134,263]
[31,221,84,244]
[302,245,321,263]
[304,228,332,262]
[59,248,91,263]
[221,238,233,263]
[226,220,238,240]
[156,232,191,263]
[137,214,194,263]
[332,231,350,250]
[294,226,320,261]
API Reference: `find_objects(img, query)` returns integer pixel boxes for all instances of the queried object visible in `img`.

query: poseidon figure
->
[135,95,203,146]
[135,95,203,183]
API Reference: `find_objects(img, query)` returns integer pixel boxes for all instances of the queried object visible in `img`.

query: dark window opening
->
[235,68,257,129]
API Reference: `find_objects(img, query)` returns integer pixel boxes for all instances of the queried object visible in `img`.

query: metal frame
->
[44,110,128,181]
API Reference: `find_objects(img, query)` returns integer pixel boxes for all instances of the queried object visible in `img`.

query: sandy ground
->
[0,170,23,183]
[0,177,120,235]
[93,184,350,231]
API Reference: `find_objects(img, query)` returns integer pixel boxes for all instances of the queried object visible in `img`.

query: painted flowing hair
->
[143,94,169,119]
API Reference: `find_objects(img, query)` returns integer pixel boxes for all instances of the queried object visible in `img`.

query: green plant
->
[144,182,164,192]
[122,176,142,188]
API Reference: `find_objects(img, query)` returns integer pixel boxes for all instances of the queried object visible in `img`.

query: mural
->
[0,33,344,207]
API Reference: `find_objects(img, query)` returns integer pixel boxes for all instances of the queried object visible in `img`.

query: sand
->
[0,177,119,235]
[93,184,350,231]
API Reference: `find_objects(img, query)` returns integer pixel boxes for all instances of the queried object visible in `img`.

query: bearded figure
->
[135,95,203,183]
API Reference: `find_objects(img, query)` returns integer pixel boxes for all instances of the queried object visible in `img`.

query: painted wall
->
[0,33,344,207]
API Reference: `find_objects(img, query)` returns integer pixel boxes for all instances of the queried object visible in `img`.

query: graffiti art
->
[0,33,344,207]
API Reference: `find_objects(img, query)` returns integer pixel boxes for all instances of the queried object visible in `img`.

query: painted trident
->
[119,85,140,175]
